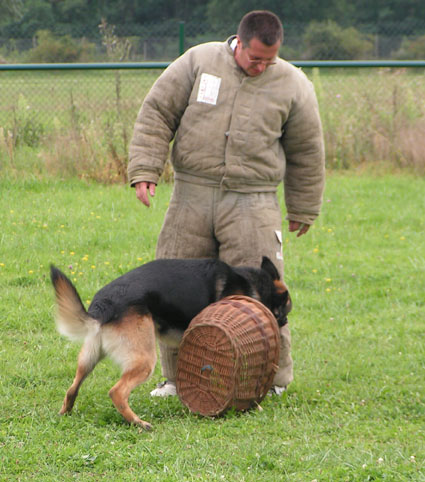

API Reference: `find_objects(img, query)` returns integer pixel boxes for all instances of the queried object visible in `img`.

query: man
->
[128,10,325,396]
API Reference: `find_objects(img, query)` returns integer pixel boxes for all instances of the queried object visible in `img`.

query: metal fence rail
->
[2,60,425,70]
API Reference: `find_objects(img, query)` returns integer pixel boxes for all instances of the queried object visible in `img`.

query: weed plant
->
[0,175,424,480]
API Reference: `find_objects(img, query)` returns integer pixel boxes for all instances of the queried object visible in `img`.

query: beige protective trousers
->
[155,180,294,388]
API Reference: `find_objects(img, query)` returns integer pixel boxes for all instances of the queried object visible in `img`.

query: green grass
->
[0,175,424,481]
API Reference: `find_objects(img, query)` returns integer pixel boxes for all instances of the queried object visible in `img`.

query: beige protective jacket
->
[128,36,325,224]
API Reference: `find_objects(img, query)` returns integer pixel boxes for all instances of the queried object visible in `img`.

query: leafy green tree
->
[0,0,24,22]
[395,34,425,59]
[26,29,94,62]
[303,20,374,59]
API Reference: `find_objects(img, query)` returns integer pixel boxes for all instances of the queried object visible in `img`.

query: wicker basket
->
[176,295,280,417]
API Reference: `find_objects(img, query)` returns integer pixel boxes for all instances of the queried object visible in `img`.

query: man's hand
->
[135,181,156,207]
[289,220,310,237]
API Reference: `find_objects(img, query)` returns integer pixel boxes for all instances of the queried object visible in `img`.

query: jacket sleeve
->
[127,52,196,186]
[281,78,325,225]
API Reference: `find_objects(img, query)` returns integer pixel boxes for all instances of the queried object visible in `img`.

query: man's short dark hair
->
[237,10,283,47]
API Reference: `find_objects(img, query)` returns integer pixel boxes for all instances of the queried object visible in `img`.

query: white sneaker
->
[150,381,177,397]
[268,385,287,396]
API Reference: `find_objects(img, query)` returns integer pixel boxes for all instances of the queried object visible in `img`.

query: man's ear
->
[261,256,280,280]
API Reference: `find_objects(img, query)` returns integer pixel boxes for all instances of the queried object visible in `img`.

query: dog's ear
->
[261,256,280,280]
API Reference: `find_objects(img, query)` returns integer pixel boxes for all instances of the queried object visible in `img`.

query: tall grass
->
[1,67,425,180]
[312,68,425,172]
[0,175,424,480]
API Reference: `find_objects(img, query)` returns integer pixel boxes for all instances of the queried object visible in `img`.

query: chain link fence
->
[1,63,424,178]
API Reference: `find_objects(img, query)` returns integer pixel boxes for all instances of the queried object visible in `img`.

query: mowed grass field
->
[0,174,424,481]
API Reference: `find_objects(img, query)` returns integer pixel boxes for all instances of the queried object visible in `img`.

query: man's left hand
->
[289,221,310,237]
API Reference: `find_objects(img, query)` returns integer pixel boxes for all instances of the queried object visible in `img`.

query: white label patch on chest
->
[197,73,221,105]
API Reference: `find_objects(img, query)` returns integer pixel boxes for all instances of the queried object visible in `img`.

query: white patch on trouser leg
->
[275,230,283,260]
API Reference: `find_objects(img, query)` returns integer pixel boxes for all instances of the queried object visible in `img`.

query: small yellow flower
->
[70,251,75,256]
[327,228,333,233]
[400,236,405,241]
[0,262,4,267]
[104,261,110,265]
[325,278,332,283]
[28,270,34,274]
[91,265,96,269]
[313,248,319,253]
[137,257,143,261]
[312,269,318,273]
[326,288,331,293]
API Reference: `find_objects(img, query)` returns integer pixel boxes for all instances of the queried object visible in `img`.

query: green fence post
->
[179,21,185,56]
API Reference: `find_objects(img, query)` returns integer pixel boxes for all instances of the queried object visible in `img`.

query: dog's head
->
[229,257,292,326]
[259,256,292,326]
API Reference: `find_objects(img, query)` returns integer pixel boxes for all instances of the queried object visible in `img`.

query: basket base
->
[176,296,280,417]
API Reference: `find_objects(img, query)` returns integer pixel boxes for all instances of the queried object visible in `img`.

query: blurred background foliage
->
[0,0,425,62]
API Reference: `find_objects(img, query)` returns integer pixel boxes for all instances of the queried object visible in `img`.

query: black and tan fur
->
[50,256,291,430]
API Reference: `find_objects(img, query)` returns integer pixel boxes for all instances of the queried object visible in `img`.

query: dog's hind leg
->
[103,313,157,430]
[108,361,156,430]
[60,334,102,415]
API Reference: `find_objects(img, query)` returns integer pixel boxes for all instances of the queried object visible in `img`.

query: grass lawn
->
[0,174,424,481]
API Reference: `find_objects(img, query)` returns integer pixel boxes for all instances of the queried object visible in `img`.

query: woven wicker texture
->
[176,295,280,416]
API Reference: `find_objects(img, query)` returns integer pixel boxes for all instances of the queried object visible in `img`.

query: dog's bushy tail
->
[50,265,100,341]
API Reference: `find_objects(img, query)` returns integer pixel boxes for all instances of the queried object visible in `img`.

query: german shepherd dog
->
[50,256,291,430]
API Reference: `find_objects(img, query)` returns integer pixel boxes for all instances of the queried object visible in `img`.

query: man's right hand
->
[135,181,156,207]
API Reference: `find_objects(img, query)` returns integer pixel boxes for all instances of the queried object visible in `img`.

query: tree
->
[395,34,425,59]
[0,0,24,22]
[26,29,94,62]
[303,20,374,59]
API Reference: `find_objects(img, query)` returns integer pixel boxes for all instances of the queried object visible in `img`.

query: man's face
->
[234,36,280,77]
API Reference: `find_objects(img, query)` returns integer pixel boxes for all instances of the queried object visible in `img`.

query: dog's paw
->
[59,405,72,415]
[137,420,153,432]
